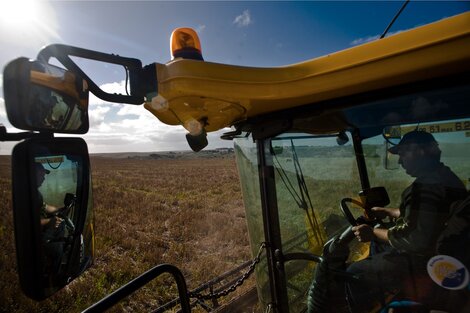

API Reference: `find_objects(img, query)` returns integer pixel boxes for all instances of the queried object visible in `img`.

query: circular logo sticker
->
[427,255,469,290]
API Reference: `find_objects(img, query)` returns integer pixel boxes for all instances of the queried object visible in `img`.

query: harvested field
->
[0,155,254,312]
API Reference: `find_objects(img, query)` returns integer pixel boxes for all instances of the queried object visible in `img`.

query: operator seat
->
[382,193,470,313]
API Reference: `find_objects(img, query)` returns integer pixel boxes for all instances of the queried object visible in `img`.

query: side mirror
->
[12,137,94,300]
[384,146,400,170]
[3,57,89,133]
[383,126,401,170]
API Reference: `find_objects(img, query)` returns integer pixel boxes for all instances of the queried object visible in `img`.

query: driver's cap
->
[35,162,50,174]
[388,130,437,154]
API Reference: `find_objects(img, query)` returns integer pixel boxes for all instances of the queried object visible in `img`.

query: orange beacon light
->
[170,27,203,61]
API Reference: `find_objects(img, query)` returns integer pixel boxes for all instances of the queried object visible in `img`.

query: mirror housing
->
[12,137,94,300]
[383,126,401,170]
[3,57,89,133]
[384,146,400,170]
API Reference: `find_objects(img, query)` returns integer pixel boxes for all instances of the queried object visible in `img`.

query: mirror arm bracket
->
[37,44,145,104]
[0,125,53,141]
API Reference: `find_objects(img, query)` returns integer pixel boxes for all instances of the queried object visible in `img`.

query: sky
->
[0,0,469,155]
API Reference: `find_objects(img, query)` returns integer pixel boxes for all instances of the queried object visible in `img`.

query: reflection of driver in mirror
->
[346,131,468,312]
[35,162,66,281]
[45,91,83,130]
[29,85,82,131]
[36,163,63,230]
[43,92,69,128]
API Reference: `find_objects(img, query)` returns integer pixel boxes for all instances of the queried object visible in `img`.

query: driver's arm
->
[353,207,399,243]
[43,203,60,214]
[41,216,62,228]
[352,224,390,243]
[372,228,389,242]
[370,206,400,220]
[40,203,62,229]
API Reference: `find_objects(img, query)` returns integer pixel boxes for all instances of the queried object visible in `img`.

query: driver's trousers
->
[346,248,428,313]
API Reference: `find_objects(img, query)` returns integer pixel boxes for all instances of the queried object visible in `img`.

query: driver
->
[36,162,63,230]
[346,130,467,312]
[36,162,65,277]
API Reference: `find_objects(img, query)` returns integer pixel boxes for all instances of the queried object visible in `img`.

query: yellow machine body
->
[145,12,470,132]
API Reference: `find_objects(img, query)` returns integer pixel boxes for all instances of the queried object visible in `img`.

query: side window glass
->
[272,133,365,312]
[365,119,470,207]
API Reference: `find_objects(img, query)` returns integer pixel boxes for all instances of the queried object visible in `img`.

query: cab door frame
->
[257,138,290,313]
[254,129,372,312]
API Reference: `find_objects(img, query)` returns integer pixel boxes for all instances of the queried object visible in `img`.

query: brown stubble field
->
[0,155,253,312]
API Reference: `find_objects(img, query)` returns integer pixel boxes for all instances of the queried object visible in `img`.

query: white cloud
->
[88,105,111,127]
[350,29,407,46]
[233,10,252,27]
[100,81,127,94]
[0,74,3,89]
[83,99,234,153]
[196,25,206,34]
[0,97,5,119]
[85,85,181,152]
[350,34,381,46]
[83,112,190,153]
[116,105,142,117]
[88,80,131,106]
[85,79,162,151]
[89,93,106,106]
[0,78,234,154]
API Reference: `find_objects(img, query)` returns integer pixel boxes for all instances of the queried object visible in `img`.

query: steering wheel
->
[340,198,367,226]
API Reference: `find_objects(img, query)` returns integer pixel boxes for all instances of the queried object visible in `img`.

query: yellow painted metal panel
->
[145,12,470,132]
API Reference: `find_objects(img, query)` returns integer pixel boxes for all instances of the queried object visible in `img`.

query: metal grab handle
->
[82,263,191,313]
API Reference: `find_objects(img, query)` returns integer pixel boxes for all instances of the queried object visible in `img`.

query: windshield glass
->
[235,84,470,313]
[235,133,368,312]
[364,119,470,205]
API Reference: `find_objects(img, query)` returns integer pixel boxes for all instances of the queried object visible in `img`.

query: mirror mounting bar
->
[37,44,145,105]
[0,124,53,141]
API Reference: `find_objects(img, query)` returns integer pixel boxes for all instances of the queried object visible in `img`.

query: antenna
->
[380,0,410,39]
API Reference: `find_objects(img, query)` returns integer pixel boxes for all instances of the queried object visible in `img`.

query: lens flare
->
[0,0,59,46]
[1,0,39,27]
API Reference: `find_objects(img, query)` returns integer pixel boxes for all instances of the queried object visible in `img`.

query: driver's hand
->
[50,216,63,228]
[352,224,375,242]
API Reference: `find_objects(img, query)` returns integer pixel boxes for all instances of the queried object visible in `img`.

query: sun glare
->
[1,0,39,28]
[0,0,59,46]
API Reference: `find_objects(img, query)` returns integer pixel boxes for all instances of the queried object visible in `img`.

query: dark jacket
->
[388,163,467,255]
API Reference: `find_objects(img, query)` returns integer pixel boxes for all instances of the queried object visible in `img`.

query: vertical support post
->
[256,138,289,313]
[352,130,370,190]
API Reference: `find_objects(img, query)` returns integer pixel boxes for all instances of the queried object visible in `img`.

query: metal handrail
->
[82,264,191,313]
[154,260,252,313]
